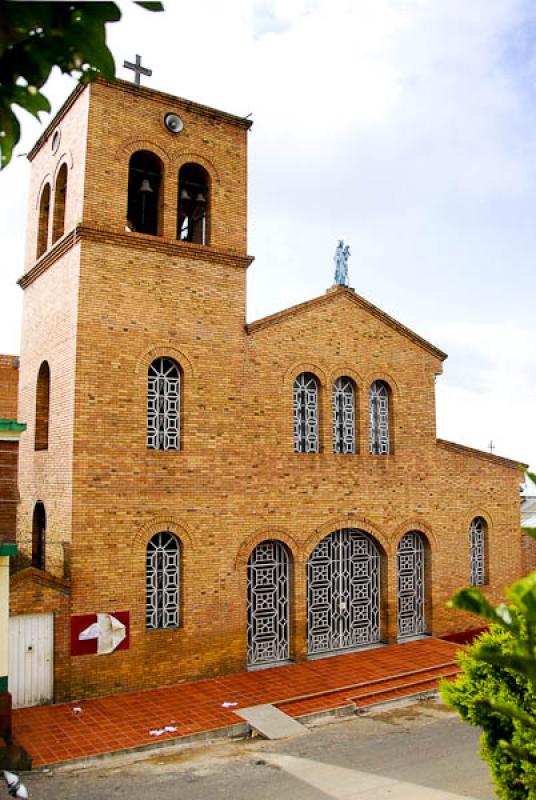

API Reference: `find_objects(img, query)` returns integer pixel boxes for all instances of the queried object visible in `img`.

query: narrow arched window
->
[127,150,162,235]
[177,163,209,245]
[333,377,355,453]
[146,532,179,629]
[52,163,68,243]
[37,183,51,257]
[147,358,180,450]
[294,372,319,453]
[470,517,486,586]
[369,380,390,455]
[35,361,50,451]
[32,502,46,570]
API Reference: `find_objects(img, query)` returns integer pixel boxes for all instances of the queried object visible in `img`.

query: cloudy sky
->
[1,0,535,468]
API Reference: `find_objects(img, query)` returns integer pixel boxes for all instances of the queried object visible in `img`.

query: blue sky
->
[0,0,534,467]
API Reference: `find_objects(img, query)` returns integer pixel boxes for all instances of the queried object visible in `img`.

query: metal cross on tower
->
[488,440,495,454]
[123,54,152,86]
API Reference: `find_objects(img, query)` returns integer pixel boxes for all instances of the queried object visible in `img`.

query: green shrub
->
[442,626,536,798]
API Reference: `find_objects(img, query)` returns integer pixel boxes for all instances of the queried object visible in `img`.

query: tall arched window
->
[147,358,180,450]
[35,361,50,451]
[470,517,486,586]
[369,380,390,455]
[333,377,356,454]
[52,163,68,243]
[177,163,209,245]
[127,150,162,235]
[37,183,51,257]
[294,372,319,453]
[146,532,180,629]
[32,502,46,570]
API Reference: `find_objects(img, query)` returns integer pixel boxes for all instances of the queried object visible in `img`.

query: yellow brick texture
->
[13,79,524,701]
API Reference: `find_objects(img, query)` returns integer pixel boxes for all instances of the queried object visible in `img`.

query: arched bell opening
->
[177,163,209,245]
[126,150,163,235]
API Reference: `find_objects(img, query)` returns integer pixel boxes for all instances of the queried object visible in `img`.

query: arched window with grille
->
[37,183,51,257]
[146,532,180,629]
[333,377,356,454]
[126,150,162,235]
[294,372,319,453]
[147,358,180,450]
[35,361,50,451]
[469,517,487,586]
[177,163,209,245]
[52,163,68,243]
[32,501,46,570]
[369,380,390,455]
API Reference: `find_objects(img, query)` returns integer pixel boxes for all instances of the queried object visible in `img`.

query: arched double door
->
[308,529,381,655]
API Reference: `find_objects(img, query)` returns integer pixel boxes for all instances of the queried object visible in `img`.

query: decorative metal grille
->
[470,517,486,586]
[247,541,290,667]
[397,531,425,638]
[369,381,390,455]
[308,529,381,655]
[147,358,180,450]
[146,532,179,629]
[333,377,356,454]
[294,372,319,453]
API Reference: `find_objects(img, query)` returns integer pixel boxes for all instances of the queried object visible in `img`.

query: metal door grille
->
[294,372,319,452]
[146,532,179,629]
[333,377,355,453]
[247,541,290,667]
[147,357,180,450]
[397,531,425,638]
[308,529,380,655]
[470,517,486,586]
[369,381,390,455]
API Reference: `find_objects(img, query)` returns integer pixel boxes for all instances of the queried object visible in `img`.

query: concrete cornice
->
[18,225,254,289]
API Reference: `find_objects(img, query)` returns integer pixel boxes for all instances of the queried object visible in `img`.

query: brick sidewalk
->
[12,638,460,768]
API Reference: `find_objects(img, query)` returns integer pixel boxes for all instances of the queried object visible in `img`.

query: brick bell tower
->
[16,75,253,699]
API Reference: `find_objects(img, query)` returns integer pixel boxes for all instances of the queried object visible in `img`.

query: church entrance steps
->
[11,637,461,769]
[275,662,460,718]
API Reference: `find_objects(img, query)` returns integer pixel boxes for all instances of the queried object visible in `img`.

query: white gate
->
[8,613,54,708]
[308,529,381,655]
[397,532,426,639]
[247,541,290,667]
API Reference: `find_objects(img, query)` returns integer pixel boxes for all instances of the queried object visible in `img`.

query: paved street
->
[22,700,495,799]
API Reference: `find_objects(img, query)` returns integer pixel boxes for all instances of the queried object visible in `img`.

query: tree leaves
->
[0,1,164,168]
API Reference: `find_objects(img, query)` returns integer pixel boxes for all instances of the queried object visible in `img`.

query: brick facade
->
[13,78,525,702]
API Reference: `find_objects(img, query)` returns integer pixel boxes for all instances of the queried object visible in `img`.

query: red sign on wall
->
[70,612,130,656]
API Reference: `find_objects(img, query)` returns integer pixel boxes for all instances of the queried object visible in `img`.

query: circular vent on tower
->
[164,112,184,134]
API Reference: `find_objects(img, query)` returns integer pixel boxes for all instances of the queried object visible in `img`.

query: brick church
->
[7,75,523,705]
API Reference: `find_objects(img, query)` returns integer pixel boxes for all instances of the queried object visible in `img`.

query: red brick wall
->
[0,356,19,420]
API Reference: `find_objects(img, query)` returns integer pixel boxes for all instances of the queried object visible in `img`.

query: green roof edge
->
[0,419,26,431]
[0,544,17,556]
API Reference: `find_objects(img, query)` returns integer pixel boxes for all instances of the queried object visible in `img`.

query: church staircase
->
[276,659,461,718]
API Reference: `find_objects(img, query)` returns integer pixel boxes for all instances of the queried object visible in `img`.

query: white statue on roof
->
[334,240,350,287]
